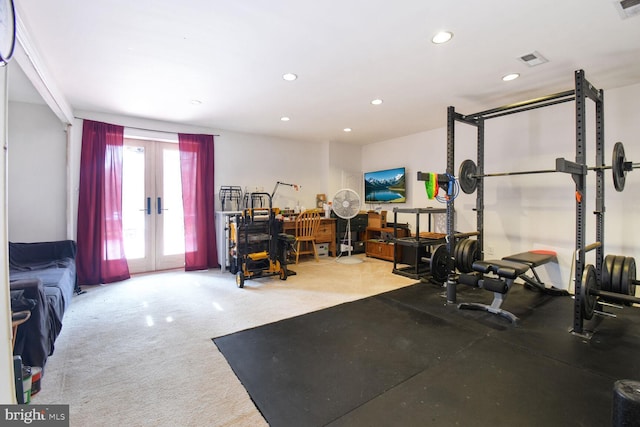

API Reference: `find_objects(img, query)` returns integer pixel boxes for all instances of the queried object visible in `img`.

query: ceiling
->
[9,0,640,145]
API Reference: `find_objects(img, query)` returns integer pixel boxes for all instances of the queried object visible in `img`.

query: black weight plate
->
[612,142,626,192]
[465,239,475,273]
[629,257,637,297]
[465,239,478,273]
[457,239,470,273]
[459,159,478,194]
[621,256,636,296]
[454,239,464,271]
[430,244,449,283]
[580,264,597,320]
[601,254,615,292]
[611,255,625,294]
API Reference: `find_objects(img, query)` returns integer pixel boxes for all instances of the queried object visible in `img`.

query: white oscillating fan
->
[332,188,363,264]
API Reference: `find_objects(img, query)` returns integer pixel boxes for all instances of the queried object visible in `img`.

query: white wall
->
[362,82,640,291]
[7,102,68,242]
[328,140,362,201]
[213,132,329,212]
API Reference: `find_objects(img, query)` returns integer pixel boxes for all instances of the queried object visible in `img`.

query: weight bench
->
[502,250,569,296]
[458,259,530,323]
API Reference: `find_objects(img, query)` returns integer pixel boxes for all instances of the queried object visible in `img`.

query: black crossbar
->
[462,90,576,121]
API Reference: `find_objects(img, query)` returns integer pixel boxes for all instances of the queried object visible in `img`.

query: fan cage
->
[332,188,361,220]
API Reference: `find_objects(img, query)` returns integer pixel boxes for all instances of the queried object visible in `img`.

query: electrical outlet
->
[487,246,494,256]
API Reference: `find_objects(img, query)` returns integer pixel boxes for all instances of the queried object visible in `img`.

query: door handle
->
[139,197,151,215]
[157,197,162,215]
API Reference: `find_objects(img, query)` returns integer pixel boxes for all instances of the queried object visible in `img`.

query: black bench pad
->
[472,259,530,279]
[502,250,557,267]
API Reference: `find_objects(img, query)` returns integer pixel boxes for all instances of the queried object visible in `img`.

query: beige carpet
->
[32,254,416,426]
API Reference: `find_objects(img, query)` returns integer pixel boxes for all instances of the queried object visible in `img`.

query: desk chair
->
[294,210,321,264]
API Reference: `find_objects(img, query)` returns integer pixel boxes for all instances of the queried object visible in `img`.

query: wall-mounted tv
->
[364,167,406,204]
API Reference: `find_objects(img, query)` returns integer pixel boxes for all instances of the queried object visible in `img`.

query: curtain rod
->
[73,116,220,136]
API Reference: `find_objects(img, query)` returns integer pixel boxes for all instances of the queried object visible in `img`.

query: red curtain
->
[178,133,218,270]
[76,120,131,285]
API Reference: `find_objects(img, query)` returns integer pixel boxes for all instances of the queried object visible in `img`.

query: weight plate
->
[621,256,636,297]
[430,244,449,283]
[458,239,469,273]
[629,257,637,297]
[454,239,464,271]
[459,159,478,194]
[455,239,467,273]
[611,255,625,294]
[463,239,474,273]
[465,239,478,273]
[601,254,615,292]
[612,142,627,192]
[456,239,468,273]
[580,264,598,321]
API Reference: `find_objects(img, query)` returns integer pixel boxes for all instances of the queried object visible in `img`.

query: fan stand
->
[336,218,363,264]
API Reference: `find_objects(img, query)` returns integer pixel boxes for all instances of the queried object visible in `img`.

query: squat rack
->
[444,69,604,335]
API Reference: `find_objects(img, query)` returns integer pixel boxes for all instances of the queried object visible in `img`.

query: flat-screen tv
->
[364,167,406,204]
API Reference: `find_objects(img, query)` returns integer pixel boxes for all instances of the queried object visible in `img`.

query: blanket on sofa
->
[10,240,78,368]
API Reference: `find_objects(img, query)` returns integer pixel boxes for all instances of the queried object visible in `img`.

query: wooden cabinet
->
[365,226,408,261]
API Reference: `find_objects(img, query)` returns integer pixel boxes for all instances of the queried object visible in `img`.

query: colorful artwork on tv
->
[364,167,406,203]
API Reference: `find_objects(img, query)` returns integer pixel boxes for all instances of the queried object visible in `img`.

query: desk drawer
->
[316,223,333,241]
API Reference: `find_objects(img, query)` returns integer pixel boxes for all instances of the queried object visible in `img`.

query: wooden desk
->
[282,218,336,257]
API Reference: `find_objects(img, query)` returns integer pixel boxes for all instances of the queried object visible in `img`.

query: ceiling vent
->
[518,51,548,67]
[616,0,640,19]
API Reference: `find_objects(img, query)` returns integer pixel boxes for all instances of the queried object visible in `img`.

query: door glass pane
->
[122,145,146,259]
[161,148,185,256]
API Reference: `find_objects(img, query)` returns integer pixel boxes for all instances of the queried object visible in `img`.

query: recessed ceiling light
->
[282,73,298,81]
[371,99,383,105]
[343,128,352,132]
[280,116,290,121]
[502,73,520,82]
[190,99,202,105]
[432,31,453,44]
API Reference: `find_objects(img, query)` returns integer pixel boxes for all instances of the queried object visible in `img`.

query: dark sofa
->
[9,240,78,368]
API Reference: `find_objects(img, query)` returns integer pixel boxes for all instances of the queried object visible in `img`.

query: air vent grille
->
[518,51,548,67]
[616,0,640,18]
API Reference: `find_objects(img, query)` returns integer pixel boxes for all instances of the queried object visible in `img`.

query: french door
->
[122,139,185,273]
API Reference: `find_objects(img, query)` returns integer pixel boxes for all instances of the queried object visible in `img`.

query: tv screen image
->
[364,167,406,203]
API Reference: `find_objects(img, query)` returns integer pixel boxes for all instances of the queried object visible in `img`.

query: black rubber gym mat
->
[213,282,640,426]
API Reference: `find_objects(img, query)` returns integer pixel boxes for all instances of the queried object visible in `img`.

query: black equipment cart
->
[228,192,293,287]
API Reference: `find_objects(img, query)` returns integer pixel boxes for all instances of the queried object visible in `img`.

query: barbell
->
[458,142,638,194]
